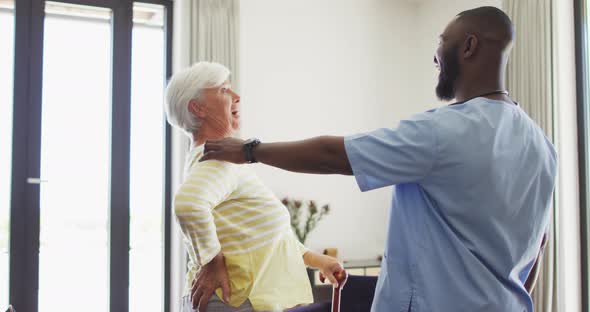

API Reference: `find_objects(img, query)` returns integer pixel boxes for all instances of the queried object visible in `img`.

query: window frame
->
[8,0,173,311]
[574,0,590,310]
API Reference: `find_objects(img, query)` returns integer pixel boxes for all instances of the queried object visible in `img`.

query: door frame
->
[8,1,172,311]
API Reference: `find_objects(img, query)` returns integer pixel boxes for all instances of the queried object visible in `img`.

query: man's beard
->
[436,45,460,102]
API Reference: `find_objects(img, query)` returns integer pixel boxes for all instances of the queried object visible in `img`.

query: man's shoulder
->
[418,99,517,128]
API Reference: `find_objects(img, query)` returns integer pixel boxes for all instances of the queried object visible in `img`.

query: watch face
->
[245,138,259,146]
[243,138,260,163]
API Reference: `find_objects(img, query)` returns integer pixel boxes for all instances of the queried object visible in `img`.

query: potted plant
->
[282,198,331,284]
[281,198,330,245]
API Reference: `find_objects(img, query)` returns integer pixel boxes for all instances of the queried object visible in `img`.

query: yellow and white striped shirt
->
[175,144,313,311]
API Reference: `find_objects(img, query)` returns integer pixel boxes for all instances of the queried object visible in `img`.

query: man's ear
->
[188,99,207,119]
[463,34,479,59]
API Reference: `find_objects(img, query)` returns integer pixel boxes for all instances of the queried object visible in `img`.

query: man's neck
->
[454,60,508,102]
[454,88,504,103]
[454,76,506,103]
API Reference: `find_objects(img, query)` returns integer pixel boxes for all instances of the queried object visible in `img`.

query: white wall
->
[239,0,501,261]
[239,0,415,261]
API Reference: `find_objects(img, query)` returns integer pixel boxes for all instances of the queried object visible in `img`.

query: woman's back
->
[175,144,313,311]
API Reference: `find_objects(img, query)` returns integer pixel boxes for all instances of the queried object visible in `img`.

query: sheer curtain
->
[503,0,583,311]
[190,0,240,90]
[503,0,555,311]
[169,1,240,311]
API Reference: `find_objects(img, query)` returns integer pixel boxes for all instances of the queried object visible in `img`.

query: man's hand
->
[201,138,247,164]
[191,252,231,312]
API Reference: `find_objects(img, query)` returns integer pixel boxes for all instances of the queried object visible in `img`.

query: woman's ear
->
[188,99,207,119]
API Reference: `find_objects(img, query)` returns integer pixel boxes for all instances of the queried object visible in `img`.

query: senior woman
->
[165,62,343,312]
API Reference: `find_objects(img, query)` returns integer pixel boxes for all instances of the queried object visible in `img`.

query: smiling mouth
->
[232,111,239,117]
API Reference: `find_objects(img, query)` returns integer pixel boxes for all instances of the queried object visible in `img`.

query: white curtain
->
[504,0,553,137]
[189,0,240,91]
[169,1,240,311]
[502,1,556,311]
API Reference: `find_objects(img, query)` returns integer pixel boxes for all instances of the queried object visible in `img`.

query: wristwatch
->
[243,138,261,163]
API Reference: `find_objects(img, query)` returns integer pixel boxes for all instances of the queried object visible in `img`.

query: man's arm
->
[524,233,548,294]
[201,136,353,175]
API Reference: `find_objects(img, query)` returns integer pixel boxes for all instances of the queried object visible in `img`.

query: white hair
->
[164,62,231,136]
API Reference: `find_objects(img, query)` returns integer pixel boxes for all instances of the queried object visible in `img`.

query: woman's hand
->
[303,251,345,287]
[317,255,345,287]
[191,252,231,312]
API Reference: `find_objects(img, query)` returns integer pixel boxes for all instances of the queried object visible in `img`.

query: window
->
[129,3,167,311]
[8,1,172,311]
[0,0,15,310]
[38,3,112,311]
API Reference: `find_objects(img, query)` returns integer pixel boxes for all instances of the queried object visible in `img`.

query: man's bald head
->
[456,6,515,51]
[434,7,515,101]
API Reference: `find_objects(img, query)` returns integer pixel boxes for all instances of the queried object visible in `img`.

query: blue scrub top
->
[344,98,557,312]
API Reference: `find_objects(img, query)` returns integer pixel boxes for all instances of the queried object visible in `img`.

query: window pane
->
[0,0,15,310]
[39,3,112,312]
[129,3,166,312]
